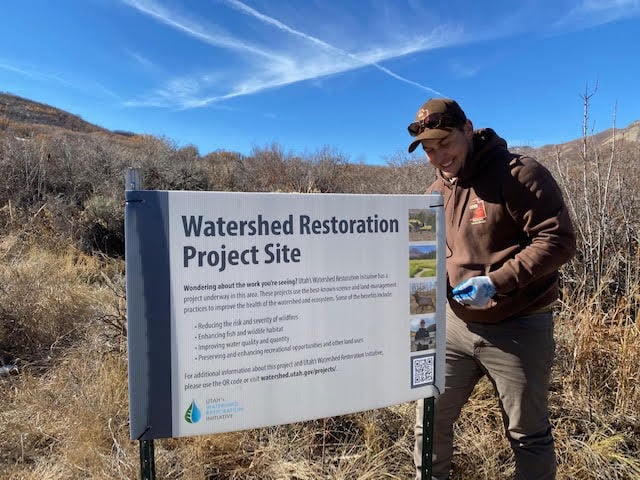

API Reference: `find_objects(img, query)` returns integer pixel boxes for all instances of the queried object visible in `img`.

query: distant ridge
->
[0,92,109,134]
[512,119,640,160]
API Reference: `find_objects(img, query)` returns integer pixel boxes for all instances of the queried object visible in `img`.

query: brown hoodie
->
[429,128,576,323]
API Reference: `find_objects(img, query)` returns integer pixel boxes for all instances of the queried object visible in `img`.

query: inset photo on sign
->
[410,316,436,352]
[409,244,437,278]
[408,208,436,242]
[410,280,436,315]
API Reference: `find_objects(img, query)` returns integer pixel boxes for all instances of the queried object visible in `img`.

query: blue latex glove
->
[452,276,496,307]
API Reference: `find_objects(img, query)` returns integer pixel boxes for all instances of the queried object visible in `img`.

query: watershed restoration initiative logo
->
[184,399,202,423]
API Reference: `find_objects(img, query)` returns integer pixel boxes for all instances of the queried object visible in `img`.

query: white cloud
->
[120,0,459,108]
[448,61,481,79]
[125,49,160,72]
[553,0,640,29]
[0,59,124,104]
[581,0,640,12]
[0,62,35,77]
[222,0,444,93]
[120,0,288,62]
[0,61,74,88]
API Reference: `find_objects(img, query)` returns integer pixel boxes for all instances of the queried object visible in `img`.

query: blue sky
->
[1,1,639,165]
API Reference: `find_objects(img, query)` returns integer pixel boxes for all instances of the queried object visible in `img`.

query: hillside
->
[513,119,640,160]
[0,92,139,141]
[0,92,109,134]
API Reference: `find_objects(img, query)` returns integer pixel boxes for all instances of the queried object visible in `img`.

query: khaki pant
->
[415,307,556,480]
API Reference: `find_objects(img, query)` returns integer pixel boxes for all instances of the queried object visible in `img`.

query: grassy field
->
[409,259,437,278]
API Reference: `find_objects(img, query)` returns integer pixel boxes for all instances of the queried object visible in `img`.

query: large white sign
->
[126,191,445,439]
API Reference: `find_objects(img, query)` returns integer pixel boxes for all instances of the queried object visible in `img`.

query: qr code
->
[411,354,434,388]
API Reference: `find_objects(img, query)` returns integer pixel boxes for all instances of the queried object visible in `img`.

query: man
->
[407,98,576,480]
[414,319,433,351]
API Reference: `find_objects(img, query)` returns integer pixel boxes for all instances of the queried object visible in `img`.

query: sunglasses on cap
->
[407,112,462,137]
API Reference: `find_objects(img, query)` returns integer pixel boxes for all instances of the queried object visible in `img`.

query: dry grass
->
[0,334,135,479]
[1,238,86,360]
[550,286,640,480]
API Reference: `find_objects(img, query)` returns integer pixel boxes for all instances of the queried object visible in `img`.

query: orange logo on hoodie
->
[469,198,487,224]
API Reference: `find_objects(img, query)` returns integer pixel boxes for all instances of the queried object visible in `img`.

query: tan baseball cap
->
[407,98,467,153]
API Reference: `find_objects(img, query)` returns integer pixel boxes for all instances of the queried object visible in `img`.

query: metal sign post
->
[139,439,156,480]
[421,396,435,480]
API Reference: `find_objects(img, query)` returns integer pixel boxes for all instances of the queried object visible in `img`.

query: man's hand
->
[452,276,496,307]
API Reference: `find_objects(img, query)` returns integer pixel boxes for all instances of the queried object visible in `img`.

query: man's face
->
[420,121,473,178]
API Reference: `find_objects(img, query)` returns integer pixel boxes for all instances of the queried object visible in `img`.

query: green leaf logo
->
[184,400,202,423]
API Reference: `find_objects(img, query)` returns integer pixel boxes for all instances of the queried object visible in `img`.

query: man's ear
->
[463,120,474,139]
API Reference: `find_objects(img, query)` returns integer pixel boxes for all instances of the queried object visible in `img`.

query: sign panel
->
[126,191,445,439]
